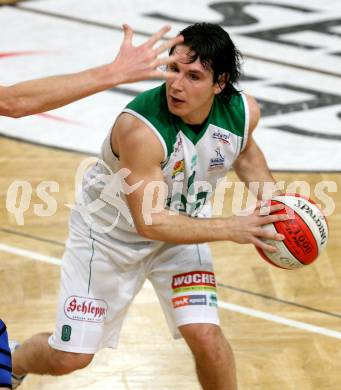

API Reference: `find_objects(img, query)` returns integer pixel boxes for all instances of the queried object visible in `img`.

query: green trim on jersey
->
[173,92,246,145]
[125,84,246,157]
[125,84,177,157]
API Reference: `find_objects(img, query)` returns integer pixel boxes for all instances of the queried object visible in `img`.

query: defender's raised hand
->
[0,25,183,118]
[111,24,184,84]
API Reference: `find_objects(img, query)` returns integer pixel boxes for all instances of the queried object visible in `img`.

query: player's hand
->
[111,24,184,84]
[225,202,290,252]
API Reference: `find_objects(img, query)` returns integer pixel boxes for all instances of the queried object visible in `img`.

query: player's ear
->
[214,73,229,95]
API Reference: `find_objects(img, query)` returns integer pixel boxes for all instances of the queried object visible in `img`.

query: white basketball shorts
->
[49,211,220,354]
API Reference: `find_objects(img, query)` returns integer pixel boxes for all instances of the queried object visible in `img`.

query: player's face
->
[166,45,223,124]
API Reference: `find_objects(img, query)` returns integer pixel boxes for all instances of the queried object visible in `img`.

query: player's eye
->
[188,73,199,81]
[168,64,179,72]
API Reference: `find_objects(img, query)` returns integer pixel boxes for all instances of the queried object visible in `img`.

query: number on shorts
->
[61,324,72,341]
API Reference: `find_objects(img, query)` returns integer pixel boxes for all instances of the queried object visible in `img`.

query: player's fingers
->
[258,203,284,216]
[144,25,172,47]
[254,200,262,210]
[259,203,296,221]
[258,229,285,241]
[251,237,278,253]
[261,213,290,225]
[263,203,286,214]
[255,200,269,211]
[122,24,133,46]
[269,203,285,211]
[154,34,184,55]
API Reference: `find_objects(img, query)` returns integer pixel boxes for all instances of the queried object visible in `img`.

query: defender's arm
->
[0,25,183,118]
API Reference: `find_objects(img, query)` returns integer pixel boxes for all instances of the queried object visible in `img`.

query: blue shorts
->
[0,320,12,389]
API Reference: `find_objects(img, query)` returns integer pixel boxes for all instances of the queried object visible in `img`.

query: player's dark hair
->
[170,23,242,100]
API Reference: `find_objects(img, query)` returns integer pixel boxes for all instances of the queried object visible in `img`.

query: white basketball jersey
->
[82,84,249,240]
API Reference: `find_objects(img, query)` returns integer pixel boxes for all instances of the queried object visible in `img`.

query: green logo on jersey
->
[167,170,210,216]
[61,325,72,342]
[191,155,197,170]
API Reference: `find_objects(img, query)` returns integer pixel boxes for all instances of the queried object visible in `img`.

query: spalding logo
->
[64,296,108,323]
[294,199,327,245]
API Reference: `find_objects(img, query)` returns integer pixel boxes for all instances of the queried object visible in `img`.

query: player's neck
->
[181,96,214,125]
[181,107,210,126]
[182,116,208,126]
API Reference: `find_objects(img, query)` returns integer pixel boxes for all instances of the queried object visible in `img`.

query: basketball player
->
[11,23,288,389]
[0,320,12,389]
[0,25,183,117]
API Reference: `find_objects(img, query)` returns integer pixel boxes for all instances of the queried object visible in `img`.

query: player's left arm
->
[233,94,281,200]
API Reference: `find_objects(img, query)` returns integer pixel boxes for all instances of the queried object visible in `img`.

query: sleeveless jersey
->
[88,84,249,240]
[122,84,248,216]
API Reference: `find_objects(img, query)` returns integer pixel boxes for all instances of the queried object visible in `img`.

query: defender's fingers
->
[152,53,181,68]
[144,25,172,47]
[146,69,177,81]
[154,35,184,55]
[122,24,133,45]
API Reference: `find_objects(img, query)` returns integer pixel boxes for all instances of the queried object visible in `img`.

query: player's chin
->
[167,101,188,116]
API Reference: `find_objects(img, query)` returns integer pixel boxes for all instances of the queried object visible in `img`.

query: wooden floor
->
[0,137,340,389]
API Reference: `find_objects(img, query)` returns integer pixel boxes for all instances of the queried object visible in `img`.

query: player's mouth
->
[169,95,185,106]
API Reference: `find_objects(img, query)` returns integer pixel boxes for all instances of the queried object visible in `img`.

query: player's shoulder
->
[125,84,167,118]
[115,112,152,141]
[216,90,257,108]
[244,94,260,115]
[121,83,177,159]
[215,90,246,116]
[244,93,260,131]
[224,91,260,132]
[123,83,173,133]
[114,112,166,162]
[213,91,248,137]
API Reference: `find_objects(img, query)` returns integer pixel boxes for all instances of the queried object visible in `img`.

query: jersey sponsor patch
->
[212,130,231,144]
[172,159,185,179]
[172,294,207,308]
[172,271,216,294]
[64,296,108,323]
[208,147,225,171]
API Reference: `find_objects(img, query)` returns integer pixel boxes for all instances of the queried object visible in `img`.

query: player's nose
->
[169,73,184,90]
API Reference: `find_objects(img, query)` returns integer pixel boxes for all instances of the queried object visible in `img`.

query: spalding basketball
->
[257,194,328,269]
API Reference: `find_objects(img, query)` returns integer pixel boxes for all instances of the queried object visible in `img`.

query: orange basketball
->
[256,194,328,269]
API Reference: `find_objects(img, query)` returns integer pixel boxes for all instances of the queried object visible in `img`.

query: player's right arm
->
[0,25,183,118]
[112,114,288,252]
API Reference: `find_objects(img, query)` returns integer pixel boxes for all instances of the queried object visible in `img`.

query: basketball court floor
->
[0,1,341,389]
